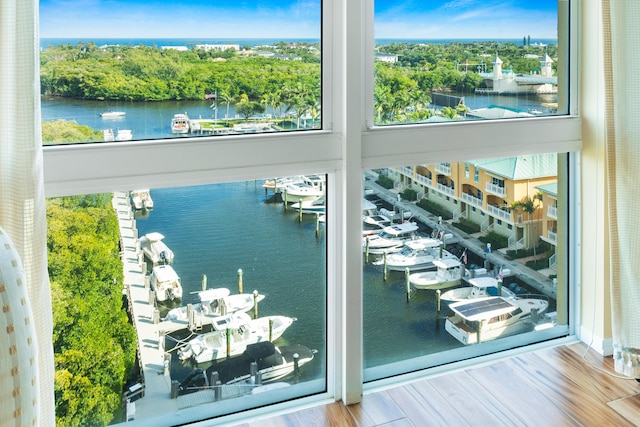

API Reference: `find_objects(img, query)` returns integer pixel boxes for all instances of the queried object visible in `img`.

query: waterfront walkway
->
[113,192,180,422]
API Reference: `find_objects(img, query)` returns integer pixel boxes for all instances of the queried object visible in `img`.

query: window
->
[41,0,581,426]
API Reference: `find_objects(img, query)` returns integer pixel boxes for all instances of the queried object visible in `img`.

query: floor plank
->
[346,390,406,427]
[608,394,640,426]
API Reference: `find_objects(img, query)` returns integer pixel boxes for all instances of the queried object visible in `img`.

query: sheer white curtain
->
[0,1,55,425]
[603,0,640,378]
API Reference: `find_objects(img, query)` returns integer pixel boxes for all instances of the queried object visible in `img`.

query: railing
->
[436,183,455,196]
[547,230,557,243]
[394,181,406,192]
[414,173,432,188]
[480,219,493,232]
[508,235,525,250]
[485,183,506,197]
[549,253,557,270]
[435,163,451,175]
[461,192,483,208]
[547,205,558,219]
[452,210,464,221]
[487,204,512,221]
[399,166,414,177]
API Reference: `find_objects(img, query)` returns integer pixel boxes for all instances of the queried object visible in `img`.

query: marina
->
[111,174,559,422]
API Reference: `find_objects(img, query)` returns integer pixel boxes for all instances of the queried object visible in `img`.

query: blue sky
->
[40,0,558,39]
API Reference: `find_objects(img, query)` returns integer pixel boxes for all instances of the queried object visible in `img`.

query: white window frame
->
[42,0,582,423]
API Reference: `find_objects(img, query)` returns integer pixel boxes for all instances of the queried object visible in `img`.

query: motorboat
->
[177,312,296,363]
[131,189,153,210]
[362,222,420,255]
[162,289,266,324]
[283,175,325,202]
[291,196,325,215]
[177,342,315,395]
[100,111,125,118]
[408,258,465,290]
[262,176,304,191]
[115,129,133,141]
[445,296,549,345]
[440,275,516,303]
[375,237,457,271]
[150,264,183,302]
[171,113,190,134]
[139,232,173,265]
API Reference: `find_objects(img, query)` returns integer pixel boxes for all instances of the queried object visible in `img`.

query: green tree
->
[511,191,544,255]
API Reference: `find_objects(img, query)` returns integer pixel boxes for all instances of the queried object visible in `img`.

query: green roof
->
[536,182,558,196]
[471,154,557,180]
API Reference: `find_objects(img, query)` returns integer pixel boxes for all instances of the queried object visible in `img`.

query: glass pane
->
[373,1,565,125]
[363,155,568,381]
[39,1,321,145]
[48,178,326,425]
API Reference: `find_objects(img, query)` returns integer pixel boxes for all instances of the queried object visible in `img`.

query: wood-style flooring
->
[231,342,640,426]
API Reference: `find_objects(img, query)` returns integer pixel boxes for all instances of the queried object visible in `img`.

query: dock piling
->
[405,268,411,302]
[202,274,207,292]
[383,252,388,281]
[238,269,243,293]
[253,290,259,318]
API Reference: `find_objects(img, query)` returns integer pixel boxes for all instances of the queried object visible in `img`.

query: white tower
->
[540,54,554,77]
[492,54,503,81]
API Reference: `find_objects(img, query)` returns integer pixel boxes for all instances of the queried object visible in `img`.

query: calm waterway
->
[43,98,551,384]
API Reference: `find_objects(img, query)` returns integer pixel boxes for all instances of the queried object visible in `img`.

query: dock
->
[113,192,179,421]
[112,192,268,423]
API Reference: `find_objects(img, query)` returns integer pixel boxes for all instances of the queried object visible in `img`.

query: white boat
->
[116,129,133,141]
[408,258,465,290]
[440,275,516,303]
[362,222,420,254]
[163,289,266,323]
[177,312,296,363]
[178,342,315,395]
[283,175,325,202]
[100,111,126,118]
[131,189,153,210]
[445,296,549,345]
[171,113,190,134]
[139,232,173,265]
[363,213,392,236]
[150,264,183,302]
[291,196,325,215]
[375,237,457,271]
[262,176,304,191]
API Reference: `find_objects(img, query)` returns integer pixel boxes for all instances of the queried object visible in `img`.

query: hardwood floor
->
[231,342,640,426]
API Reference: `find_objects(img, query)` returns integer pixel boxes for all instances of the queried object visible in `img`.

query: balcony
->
[436,183,455,197]
[399,166,414,178]
[485,182,506,197]
[541,229,558,246]
[547,205,558,219]
[435,163,451,175]
[487,204,512,221]
[414,173,432,188]
[461,192,483,208]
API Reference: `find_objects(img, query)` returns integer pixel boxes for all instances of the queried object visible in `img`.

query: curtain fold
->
[0,1,56,424]
[603,0,640,378]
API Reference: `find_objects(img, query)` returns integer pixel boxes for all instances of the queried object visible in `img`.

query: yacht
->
[171,113,190,134]
[362,222,420,255]
[377,237,457,271]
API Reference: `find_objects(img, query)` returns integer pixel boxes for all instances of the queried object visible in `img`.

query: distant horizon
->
[39,1,558,40]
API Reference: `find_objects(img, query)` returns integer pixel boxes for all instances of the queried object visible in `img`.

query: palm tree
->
[218,91,236,126]
[511,191,543,255]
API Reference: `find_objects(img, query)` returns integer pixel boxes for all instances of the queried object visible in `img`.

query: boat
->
[291,196,325,215]
[162,289,266,324]
[408,258,465,290]
[283,175,325,202]
[115,129,133,141]
[100,111,126,118]
[374,237,457,271]
[445,296,549,345]
[362,222,420,254]
[139,232,173,265]
[362,213,391,236]
[177,312,296,363]
[131,189,153,210]
[440,275,516,303]
[150,264,183,302]
[177,341,315,395]
[171,113,190,134]
[262,176,304,191]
